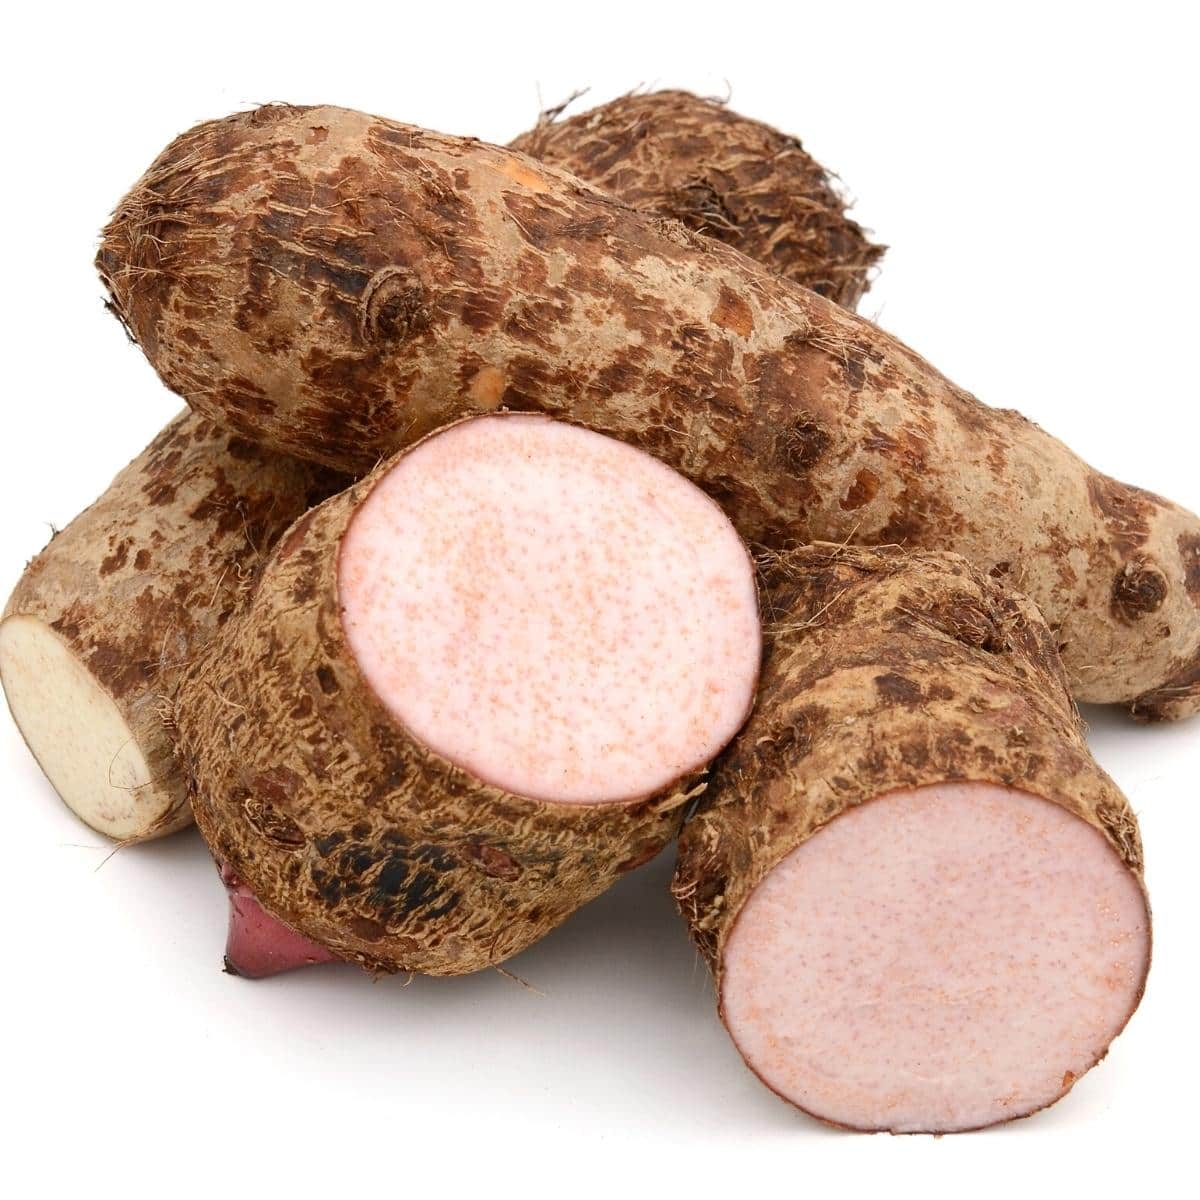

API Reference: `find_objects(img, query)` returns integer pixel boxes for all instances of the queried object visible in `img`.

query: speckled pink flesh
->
[338,415,761,804]
[220,864,339,979]
[721,784,1149,1133]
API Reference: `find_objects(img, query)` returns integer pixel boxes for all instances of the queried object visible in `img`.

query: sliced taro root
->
[674,544,1151,1134]
[0,412,341,841]
[177,413,761,976]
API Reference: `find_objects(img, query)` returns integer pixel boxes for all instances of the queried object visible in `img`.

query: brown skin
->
[96,104,1200,717]
[673,543,1150,1131]
[510,89,883,308]
[174,431,705,977]
[3,411,341,839]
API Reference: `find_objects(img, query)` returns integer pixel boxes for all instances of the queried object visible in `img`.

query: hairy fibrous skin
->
[96,104,1200,716]
[2,411,341,839]
[509,89,883,308]
[174,432,706,977]
[673,543,1150,1129]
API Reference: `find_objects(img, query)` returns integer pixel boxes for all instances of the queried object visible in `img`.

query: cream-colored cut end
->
[0,614,169,841]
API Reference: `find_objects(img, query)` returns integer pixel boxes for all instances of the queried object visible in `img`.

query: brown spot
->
[360,267,428,343]
[1180,533,1200,603]
[1087,474,1158,555]
[495,157,551,192]
[1061,1070,1077,1090]
[1111,559,1168,623]
[469,366,507,410]
[347,915,386,941]
[459,842,523,882]
[87,641,154,698]
[710,286,754,339]
[778,416,831,473]
[133,549,152,570]
[315,664,339,694]
[243,793,306,849]
[251,766,303,808]
[874,672,923,706]
[840,468,879,511]
[278,511,317,561]
[100,540,131,576]
[224,437,259,461]
[922,596,1008,655]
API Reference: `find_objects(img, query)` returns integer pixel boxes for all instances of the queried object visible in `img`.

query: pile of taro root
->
[3,92,1197,1135]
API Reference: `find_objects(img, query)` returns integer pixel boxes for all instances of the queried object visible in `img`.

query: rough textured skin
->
[2,411,341,839]
[673,544,1150,1130]
[174,436,706,977]
[96,104,1200,716]
[510,90,882,308]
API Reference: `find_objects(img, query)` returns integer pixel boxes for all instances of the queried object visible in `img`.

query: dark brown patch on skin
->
[244,793,306,849]
[1111,560,1169,623]
[460,842,523,882]
[874,672,924,706]
[278,510,319,561]
[1180,534,1200,603]
[315,664,339,694]
[99,540,131,576]
[86,640,155,699]
[841,468,879,511]
[711,286,754,338]
[777,417,831,473]
[133,549,152,570]
[1087,475,1159,555]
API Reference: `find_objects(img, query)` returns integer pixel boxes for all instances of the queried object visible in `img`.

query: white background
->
[2,3,1197,1197]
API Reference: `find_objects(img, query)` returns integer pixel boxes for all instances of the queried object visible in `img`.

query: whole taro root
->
[95,105,1200,718]
[510,89,883,308]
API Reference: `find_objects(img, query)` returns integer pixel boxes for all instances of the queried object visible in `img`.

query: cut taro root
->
[0,412,341,842]
[674,544,1151,1134]
[177,413,761,976]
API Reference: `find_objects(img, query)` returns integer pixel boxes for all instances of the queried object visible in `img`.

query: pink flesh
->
[721,784,1149,1133]
[339,415,761,805]
[220,865,339,979]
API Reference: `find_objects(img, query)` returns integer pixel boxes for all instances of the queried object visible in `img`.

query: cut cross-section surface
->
[0,615,159,840]
[721,783,1150,1134]
[339,414,761,805]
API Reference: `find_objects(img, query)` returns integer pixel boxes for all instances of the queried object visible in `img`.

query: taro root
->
[512,88,883,308]
[96,104,1200,716]
[0,412,340,840]
[176,414,761,975]
[674,544,1151,1133]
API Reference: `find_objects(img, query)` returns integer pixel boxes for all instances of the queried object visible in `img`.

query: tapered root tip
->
[221,866,340,979]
